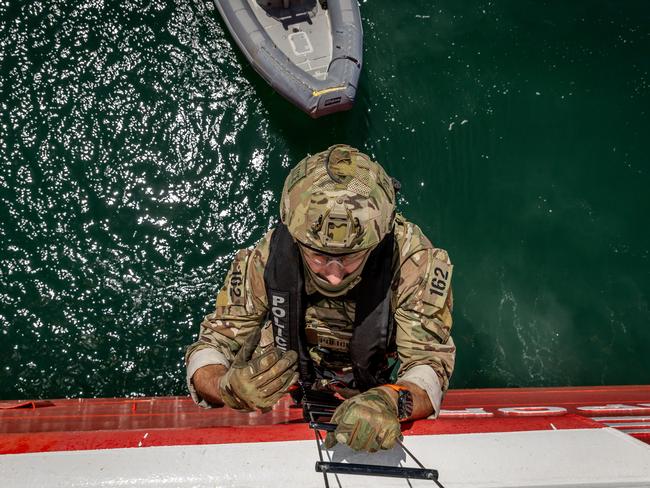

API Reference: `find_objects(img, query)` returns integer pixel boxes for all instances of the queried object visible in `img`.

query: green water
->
[1,0,648,399]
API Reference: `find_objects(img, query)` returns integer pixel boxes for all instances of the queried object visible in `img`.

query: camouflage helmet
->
[280,145,397,254]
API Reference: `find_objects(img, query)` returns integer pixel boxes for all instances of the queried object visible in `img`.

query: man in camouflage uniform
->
[186,145,455,453]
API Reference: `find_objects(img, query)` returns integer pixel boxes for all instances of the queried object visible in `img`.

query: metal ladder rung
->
[316,461,439,480]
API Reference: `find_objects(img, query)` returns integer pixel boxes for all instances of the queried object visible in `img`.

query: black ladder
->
[302,390,446,488]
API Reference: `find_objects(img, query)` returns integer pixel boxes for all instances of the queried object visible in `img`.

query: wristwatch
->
[384,383,414,421]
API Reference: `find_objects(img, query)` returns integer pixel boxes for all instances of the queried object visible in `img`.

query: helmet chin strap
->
[305,266,361,297]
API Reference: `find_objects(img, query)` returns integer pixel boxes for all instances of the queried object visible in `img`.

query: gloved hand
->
[219,328,299,412]
[324,387,401,452]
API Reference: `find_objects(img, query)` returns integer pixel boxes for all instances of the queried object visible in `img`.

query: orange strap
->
[383,383,408,393]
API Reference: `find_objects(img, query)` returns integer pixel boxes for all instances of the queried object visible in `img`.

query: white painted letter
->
[498,406,567,417]
[439,408,494,418]
[272,306,286,318]
[576,404,650,415]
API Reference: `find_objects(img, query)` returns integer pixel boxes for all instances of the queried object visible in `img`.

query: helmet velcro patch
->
[286,158,307,192]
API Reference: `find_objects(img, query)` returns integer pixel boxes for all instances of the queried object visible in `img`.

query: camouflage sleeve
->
[184,231,272,406]
[393,247,456,416]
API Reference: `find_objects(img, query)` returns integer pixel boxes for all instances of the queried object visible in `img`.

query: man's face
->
[300,246,369,286]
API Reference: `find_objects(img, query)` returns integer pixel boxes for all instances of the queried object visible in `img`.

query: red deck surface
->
[1,385,648,454]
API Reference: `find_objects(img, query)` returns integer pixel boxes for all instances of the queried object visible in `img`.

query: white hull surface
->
[2,386,650,487]
[2,428,650,488]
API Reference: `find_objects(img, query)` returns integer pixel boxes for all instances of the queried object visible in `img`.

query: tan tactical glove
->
[219,328,299,412]
[324,387,402,452]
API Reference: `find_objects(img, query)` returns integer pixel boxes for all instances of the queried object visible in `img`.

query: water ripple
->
[1,0,276,398]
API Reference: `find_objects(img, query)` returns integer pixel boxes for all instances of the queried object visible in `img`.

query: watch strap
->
[383,383,413,421]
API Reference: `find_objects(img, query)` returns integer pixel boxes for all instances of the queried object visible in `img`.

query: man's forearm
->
[192,365,434,419]
[191,364,228,407]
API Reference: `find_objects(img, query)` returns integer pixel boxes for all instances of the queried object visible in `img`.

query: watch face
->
[398,389,414,420]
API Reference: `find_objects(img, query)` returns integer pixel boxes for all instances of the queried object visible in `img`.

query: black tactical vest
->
[264,223,395,394]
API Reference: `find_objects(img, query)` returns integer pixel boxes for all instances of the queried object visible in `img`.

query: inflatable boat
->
[215,0,363,118]
[2,385,650,487]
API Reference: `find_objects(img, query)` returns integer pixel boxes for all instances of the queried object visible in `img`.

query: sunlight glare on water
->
[0,0,286,397]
